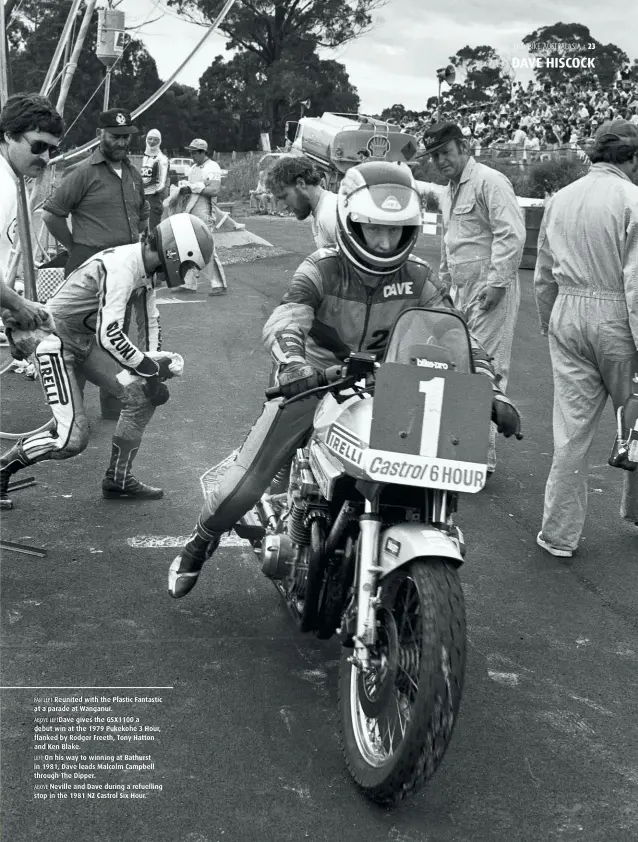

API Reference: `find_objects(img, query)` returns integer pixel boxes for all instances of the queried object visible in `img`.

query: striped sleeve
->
[95,261,146,370]
[262,256,324,365]
[133,286,161,352]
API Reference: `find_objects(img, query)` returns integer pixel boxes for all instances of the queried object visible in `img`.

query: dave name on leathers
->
[168,161,522,599]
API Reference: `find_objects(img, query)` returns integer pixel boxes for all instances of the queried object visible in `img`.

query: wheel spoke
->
[394,692,408,739]
[397,661,419,694]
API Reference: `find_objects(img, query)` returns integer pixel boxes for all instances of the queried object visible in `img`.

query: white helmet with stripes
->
[155,213,214,287]
[336,161,421,276]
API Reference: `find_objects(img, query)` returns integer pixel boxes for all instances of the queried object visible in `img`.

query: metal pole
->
[103,67,111,111]
[54,0,239,164]
[0,0,9,107]
[57,0,98,116]
[40,0,84,96]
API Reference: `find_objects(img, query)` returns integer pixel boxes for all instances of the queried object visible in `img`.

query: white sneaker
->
[536,531,573,558]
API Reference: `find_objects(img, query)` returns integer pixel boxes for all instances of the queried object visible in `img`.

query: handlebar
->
[264,359,525,441]
[264,364,346,401]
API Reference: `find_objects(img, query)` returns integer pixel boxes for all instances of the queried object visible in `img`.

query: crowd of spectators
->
[399,76,638,160]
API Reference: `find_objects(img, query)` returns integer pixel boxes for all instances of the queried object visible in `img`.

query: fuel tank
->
[312,392,373,481]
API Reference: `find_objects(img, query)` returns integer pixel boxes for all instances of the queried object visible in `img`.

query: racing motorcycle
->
[202,307,520,804]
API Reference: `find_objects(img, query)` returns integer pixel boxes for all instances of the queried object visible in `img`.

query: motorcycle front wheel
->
[338,558,466,804]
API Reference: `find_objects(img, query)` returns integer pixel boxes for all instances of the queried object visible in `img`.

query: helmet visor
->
[347,183,421,225]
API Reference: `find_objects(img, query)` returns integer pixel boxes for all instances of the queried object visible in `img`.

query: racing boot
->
[102,436,163,500]
[0,441,30,510]
[168,527,223,598]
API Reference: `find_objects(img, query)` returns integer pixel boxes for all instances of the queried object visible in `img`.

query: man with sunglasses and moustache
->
[0,93,64,332]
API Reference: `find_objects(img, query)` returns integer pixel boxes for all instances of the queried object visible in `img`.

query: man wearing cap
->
[43,108,149,419]
[534,119,638,557]
[141,128,169,229]
[43,108,149,278]
[423,121,525,478]
[169,138,236,296]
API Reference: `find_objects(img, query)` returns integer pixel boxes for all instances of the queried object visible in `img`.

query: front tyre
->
[338,559,466,804]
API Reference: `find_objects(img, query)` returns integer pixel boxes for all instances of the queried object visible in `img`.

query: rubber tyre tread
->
[338,558,466,805]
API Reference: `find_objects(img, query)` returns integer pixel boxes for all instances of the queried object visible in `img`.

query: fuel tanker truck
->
[285,112,421,191]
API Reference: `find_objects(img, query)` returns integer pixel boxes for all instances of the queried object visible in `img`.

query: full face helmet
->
[336,161,421,276]
[155,213,214,287]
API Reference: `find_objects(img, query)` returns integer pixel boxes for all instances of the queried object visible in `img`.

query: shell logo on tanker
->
[367,135,391,158]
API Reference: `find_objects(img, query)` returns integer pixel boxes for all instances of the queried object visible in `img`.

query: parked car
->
[169,157,194,177]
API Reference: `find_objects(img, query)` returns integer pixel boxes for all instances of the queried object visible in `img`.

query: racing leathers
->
[0,243,165,506]
[168,247,517,598]
[141,132,169,229]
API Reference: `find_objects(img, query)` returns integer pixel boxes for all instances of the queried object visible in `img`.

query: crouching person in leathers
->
[168,162,522,599]
[0,213,214,509]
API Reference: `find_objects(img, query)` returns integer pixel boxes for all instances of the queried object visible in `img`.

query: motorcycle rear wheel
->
[338,558,466,804]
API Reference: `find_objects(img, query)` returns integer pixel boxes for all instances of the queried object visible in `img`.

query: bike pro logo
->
[38,354,70,407]
[385,537,401,557]
[326,424,365,466]
[367,135,390,158]
[414,358,449,370]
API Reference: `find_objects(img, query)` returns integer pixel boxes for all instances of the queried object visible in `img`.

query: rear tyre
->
[338,559,466,804]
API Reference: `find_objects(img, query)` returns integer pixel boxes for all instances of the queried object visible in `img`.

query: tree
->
[448,46,511,107]
[522,23,630,88]
[198,52,265,152]
[7,0,166,148]
[198,43,359,151]
[167,0,379,141]
[379,104,406,123]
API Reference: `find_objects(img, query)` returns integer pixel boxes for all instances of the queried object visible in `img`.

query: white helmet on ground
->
[155,213,214,287]
[336,161,421,276]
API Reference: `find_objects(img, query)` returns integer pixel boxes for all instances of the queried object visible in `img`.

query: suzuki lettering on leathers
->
[205,307,520,806]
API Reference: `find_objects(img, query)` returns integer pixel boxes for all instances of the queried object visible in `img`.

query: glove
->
[147,351,184,379]
[134,354,160,378]
[6,326,53,361]
[278,363,324,397]
[156,356,175,381]
[144,376,170,406]
[491,395,522,439]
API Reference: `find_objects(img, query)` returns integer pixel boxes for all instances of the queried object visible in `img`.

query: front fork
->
[352,495,384,670]
[349,488,453,670]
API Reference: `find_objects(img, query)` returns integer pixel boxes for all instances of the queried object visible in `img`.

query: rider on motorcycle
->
[168,161,521,598]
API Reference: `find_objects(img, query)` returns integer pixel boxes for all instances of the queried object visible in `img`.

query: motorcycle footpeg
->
[234,508,266,543]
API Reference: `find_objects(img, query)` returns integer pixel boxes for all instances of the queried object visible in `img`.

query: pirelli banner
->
[364,363,493,493]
